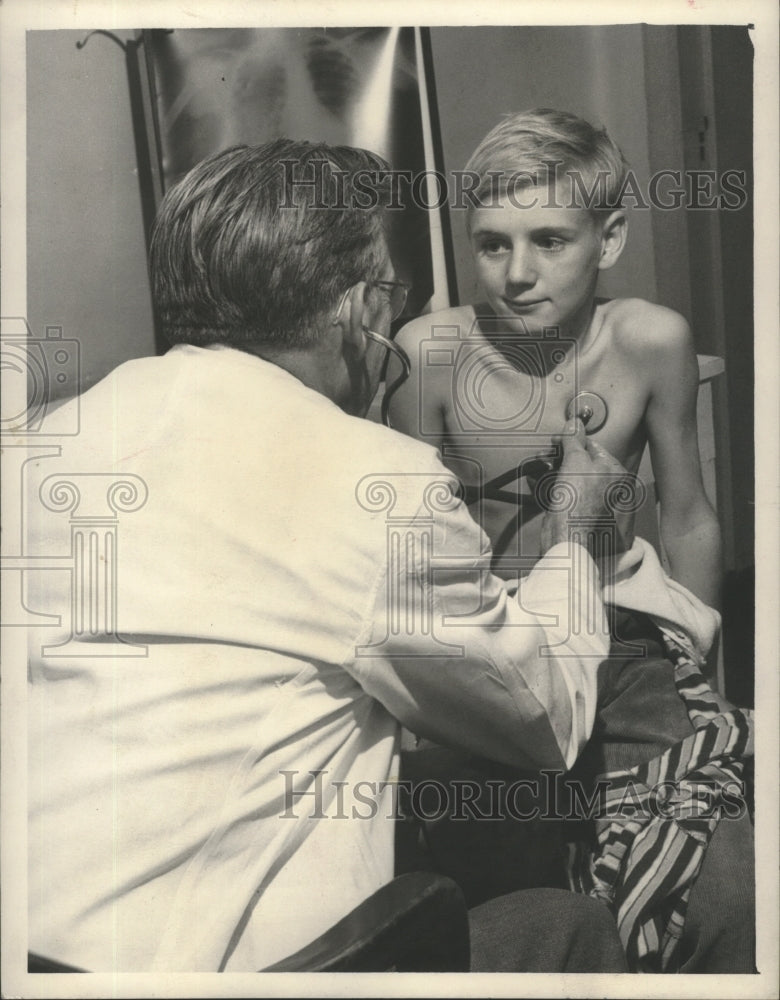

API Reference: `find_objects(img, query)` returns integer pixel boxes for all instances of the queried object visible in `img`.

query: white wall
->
[27,30,156,401]
[429,25,658,307]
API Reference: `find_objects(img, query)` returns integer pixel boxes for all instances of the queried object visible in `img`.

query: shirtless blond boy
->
[388,109,721,608]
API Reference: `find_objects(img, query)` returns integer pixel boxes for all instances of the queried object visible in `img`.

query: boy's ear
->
[597,210,628,271]
[333,282,369,357]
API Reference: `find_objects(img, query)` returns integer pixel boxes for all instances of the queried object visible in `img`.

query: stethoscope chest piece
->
[565,391,608,433]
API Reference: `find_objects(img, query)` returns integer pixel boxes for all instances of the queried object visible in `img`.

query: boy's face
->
[469,183,621,338]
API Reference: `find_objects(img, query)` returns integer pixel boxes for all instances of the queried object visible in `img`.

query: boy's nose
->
[506,246,537,288]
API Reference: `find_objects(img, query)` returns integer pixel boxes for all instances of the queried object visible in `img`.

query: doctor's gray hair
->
[150,139,390,349]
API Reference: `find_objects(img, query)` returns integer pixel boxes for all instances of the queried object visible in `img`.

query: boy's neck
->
[564,298,606,349]
[475,299,604,364]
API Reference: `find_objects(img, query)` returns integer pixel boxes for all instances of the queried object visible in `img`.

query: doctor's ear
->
[333,282,369,354]
[597,210,628,271]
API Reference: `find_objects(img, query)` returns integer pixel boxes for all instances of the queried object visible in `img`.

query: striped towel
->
[567,632,754,972]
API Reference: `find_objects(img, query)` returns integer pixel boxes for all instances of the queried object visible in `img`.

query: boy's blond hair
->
[464,108,630,214]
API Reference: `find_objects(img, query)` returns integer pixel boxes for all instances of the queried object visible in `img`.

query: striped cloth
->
[567,633,754,972]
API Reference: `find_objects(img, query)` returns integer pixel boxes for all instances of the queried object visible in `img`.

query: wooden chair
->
[28,871,470,974]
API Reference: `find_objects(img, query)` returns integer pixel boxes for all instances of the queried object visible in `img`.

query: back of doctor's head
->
[463,108,630,215]
[150,139,390,350]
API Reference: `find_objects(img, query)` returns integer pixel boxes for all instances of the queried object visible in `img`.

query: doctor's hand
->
[539,418,638,559]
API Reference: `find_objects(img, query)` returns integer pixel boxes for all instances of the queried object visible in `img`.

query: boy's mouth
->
[502,297,546,314]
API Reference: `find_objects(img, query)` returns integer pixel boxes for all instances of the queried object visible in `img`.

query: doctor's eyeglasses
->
[368,280,410,322]
[334,279,411,327]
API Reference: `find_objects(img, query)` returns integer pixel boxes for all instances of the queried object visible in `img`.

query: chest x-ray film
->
[145,27,444,319]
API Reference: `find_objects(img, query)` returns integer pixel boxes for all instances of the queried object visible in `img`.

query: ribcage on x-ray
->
[305,37,359,118]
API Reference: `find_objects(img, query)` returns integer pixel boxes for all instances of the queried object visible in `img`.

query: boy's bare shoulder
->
[395,305,476,350]
[603,298,693,359]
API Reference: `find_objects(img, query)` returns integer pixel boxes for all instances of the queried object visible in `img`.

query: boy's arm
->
[386,317,447,447]
[644,311,723,609]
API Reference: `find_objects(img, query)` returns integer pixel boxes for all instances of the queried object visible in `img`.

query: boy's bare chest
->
[437,338,647,480]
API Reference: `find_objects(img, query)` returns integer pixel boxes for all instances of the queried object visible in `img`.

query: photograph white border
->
[2,1,777,997]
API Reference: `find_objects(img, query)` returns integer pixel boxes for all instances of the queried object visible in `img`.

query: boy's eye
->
[479,238,510,256]
[536,236,566,252]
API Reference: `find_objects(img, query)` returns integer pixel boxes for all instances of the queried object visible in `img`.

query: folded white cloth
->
[599,537,721,664]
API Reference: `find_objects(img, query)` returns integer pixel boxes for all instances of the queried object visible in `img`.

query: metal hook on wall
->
[76,30,128,53]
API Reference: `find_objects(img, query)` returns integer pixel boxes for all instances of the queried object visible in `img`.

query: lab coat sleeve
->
[345,493,610,772]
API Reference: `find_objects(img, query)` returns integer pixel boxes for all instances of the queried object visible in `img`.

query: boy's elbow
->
[661,502,720,542]
[660,504,722,585]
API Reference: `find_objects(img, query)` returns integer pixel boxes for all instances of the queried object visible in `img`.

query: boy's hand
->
[539,418,637,558]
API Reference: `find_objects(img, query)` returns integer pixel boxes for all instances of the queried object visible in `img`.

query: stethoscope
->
[564,390,608,433]
[375,339,609,502]
[376,334,608,438]
[519,391,608,481]
[363,327,412,427]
